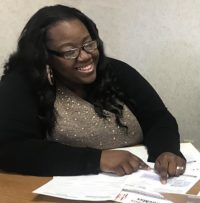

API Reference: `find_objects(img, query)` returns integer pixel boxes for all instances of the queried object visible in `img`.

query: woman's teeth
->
[76,64,94,72]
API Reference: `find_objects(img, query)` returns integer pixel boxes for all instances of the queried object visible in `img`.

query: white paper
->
[115,190,173,203]
[33,173,127,201]
[123,169,199,194]
[33,143,200,201]
[181,143,200,178]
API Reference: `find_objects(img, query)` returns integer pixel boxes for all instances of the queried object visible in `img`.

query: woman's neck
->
[57,79,87,98]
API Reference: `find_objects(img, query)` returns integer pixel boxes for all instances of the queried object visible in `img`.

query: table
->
[0,172,199,203]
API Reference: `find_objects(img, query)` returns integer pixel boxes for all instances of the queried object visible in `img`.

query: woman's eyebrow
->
[82,35,92,42]
[58,35,92,49]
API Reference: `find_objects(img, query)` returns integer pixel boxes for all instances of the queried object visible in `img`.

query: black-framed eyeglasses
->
[47,40,98,60]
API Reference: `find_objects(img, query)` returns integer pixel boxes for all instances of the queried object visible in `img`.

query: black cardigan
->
[0,58,183,176]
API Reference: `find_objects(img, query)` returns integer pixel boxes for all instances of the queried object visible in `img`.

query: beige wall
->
[0,0,200,149]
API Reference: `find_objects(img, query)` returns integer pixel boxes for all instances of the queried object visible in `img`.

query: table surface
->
[0,172,199,203]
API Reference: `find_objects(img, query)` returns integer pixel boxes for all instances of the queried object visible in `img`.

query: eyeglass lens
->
[64,41,98,59]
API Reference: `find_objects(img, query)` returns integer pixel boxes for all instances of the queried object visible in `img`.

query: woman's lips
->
[76,63,94,73]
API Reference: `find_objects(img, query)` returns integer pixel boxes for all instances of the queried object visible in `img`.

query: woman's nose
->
[77,49,92,61]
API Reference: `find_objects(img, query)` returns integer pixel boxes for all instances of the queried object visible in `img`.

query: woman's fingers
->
[155,161,169,184]
[155,152,186,184]
[100,150,150,176]
[100,150,186,182]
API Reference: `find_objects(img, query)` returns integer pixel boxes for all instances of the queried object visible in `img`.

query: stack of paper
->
[33,143,200,203]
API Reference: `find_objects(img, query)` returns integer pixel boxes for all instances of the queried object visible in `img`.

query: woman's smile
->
[75,62,95,73]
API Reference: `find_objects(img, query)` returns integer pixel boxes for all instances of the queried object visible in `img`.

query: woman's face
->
[46,19,99,88]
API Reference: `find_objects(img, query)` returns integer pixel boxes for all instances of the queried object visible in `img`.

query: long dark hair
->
[2,4,126,135]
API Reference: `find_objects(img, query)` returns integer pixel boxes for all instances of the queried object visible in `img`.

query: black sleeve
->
[109,58,185,161]
[0,71,101,176]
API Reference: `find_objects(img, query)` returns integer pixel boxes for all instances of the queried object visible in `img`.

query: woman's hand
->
[154,152,186,184]
[100,150,150,176]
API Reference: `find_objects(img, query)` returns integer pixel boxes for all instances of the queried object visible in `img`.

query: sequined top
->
[51,83,143,150]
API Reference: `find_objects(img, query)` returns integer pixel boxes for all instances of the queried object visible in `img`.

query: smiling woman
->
[0,4,185,184]
[46,19,99,91]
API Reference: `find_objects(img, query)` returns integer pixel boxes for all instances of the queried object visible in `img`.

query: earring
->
[46,65,54,86]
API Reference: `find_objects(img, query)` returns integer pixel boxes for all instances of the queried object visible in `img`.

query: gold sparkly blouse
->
[51,84,143,150]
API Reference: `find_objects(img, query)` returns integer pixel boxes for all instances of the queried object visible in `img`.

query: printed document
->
[33,143,200,201]
[33,173,127,201]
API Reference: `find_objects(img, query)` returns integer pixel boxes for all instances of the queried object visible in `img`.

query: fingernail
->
[161,179,167,184]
